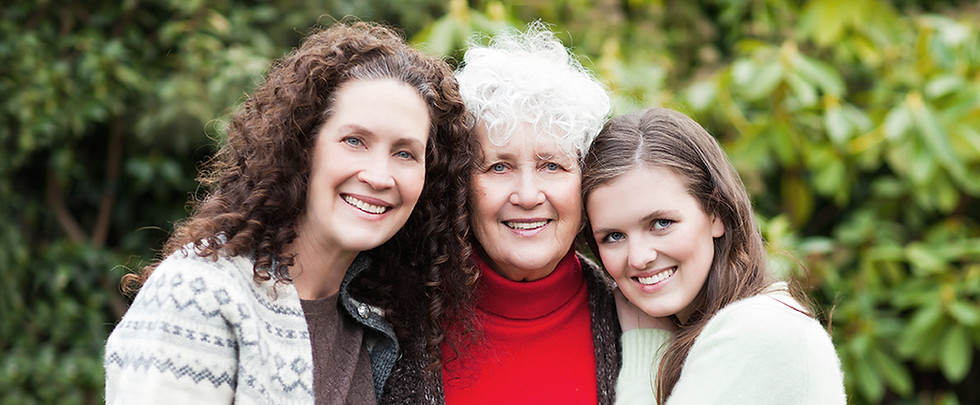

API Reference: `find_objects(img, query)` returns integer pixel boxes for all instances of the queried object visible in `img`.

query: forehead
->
[328,79,430,138]
[475,122,577,163]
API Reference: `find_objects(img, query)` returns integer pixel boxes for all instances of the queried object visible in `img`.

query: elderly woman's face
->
[469,123,582,281]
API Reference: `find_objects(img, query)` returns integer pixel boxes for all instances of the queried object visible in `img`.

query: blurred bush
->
[2,0,977,403]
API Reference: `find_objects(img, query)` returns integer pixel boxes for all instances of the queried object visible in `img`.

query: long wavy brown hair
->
[582,107,810,403]
[123,20,478,369]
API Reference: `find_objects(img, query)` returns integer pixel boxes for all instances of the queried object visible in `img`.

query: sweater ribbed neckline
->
[473,249,583,320]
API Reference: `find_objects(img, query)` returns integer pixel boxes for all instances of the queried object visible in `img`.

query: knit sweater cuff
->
[619,328,672,380]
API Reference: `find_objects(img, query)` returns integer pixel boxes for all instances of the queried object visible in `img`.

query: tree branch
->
[92,119,123,247]
[46,170,87,243]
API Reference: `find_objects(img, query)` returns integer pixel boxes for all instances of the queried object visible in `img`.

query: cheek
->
[401,168,427,203]
[552,181,583,219]
[596,247,622,275]
[685,232,717,270]
[469,177,498,217]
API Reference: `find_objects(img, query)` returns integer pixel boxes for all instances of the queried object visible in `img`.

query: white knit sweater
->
[616,285,847,404]
[104,250,315,404]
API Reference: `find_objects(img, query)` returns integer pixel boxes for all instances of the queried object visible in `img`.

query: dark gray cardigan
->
[379,252,622,404]
[339,253,400,401]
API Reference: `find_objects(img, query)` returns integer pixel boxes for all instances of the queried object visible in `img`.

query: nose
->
[627,237,658,271]
[508,169,546,208]
[356,154,396,190]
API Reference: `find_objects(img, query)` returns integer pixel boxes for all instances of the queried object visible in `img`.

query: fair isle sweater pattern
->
[104,251,316,404]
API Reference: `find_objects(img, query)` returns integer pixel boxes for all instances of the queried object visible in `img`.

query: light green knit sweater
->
[616,286,847,404]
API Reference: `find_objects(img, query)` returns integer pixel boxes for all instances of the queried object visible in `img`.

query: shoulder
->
[703,291,827,346]
[685,290,843,377]
[667,292,846,404]
[130,249,301,321]
[137,250,257,305]
[149,248,253,283]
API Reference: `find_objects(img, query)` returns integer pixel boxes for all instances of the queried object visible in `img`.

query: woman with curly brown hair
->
[104,21,477,404]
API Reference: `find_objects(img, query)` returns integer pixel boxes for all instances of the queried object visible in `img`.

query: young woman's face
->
[586,165,724,323]
[299,78,430,256]
[469,123,582,281]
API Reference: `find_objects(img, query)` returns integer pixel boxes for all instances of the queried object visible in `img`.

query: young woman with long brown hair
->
[582,107,846,404]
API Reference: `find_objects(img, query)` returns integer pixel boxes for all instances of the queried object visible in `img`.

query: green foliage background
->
[2,1,978,404]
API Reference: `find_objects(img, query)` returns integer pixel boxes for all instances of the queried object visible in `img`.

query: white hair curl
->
[456,21,611,160]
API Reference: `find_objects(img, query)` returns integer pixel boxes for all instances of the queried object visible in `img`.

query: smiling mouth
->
[503,220,549,230]
[343,195,390,214]
[636,267,676,285]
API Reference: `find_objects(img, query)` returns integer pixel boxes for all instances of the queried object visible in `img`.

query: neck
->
[286,231,358,300]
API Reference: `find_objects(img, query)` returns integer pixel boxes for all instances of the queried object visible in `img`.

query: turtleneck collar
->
[473,249,584,320]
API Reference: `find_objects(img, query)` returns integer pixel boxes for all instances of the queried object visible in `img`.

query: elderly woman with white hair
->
[381,22,619,404]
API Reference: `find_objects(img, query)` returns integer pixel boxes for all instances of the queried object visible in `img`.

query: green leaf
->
[939,325,972,382]
[925,74,963,99]
[684,80,717,111]
[870,346,913,397]
[732,59,754,85]
[906,242,946,274]
[413,18,456,56]
[781,173,814,226]
[908,97,971,185]
[947,301,980,327]
[905,139,937,186]
[852,351,884,403]
[744,61,783,100]
[793,53,845,96]
[813,158,846,197]
[933,176,960,213]
[899,302,944,356]
[824,105,850,145]
[801,0,848,47]
[786,72,818,107]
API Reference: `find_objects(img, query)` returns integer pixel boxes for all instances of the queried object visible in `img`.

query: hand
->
[614,288,675,332]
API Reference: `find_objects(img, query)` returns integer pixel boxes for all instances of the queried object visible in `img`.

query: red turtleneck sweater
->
[442,250,598,404]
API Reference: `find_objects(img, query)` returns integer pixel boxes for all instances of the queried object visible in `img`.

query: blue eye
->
[344,137,362,146]
[395,150,416,160]
[653,219,673,230]
[602,232,625,243]
[545,162,560,171]
[490,163,506,172]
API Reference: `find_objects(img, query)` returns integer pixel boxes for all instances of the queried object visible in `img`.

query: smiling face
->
[469,123,582,281]
[586,164,724,323]
[297,78,430,257]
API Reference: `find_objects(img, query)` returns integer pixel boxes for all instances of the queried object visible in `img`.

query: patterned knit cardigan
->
[380,252,623,404]
[104,249,398,404]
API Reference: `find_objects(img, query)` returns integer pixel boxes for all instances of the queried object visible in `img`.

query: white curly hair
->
[456,21,610,161]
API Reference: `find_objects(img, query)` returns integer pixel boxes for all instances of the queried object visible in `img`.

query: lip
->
[502,218,551,236]
[342,193,393,216]
[631,266,677,293]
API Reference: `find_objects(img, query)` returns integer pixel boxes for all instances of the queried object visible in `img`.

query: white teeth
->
[504,220,548,230]
[343,195,387,214]
[637,268,675,285]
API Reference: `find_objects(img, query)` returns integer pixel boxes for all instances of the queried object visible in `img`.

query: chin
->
[342,235,392,253]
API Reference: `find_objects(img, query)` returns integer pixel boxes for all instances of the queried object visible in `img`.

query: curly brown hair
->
[124,20,478,369]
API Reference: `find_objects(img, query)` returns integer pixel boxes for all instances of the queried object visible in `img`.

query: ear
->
[710,214,725,238]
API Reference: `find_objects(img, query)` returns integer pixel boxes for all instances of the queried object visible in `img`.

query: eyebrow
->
[641,209,675,223]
